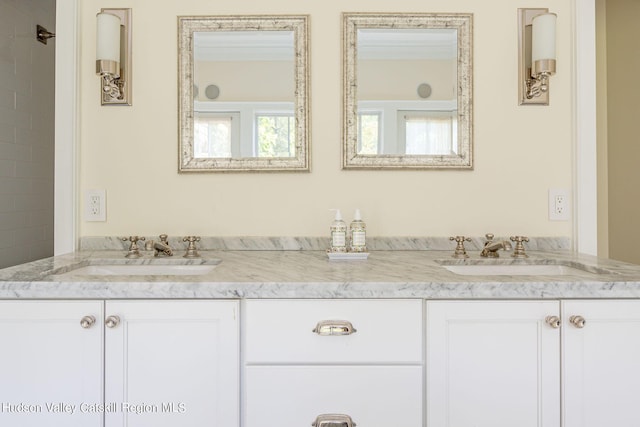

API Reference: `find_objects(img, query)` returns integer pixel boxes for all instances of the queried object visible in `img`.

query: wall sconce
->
[96,8,132,106]
[518,8,557,105]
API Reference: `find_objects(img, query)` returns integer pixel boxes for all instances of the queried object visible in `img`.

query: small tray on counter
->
[327,252,369,260]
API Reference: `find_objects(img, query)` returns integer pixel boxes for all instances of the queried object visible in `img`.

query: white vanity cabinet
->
[0,300,239,427]
[427,299,640,427]
[426,300,561,427]
[5,295,640,427]
[243,299,424,427]
[0,300,104,427]
[563,300,640,427]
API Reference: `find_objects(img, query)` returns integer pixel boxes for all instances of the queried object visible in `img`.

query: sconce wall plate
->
[518,8,550,106]
[98,8,132,106]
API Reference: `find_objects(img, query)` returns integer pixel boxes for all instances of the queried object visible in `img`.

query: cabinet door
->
[245,366,423,427]
[104,300,239,427]
[0,300,104,427]
[426,301,560,427]
[563,300,640,427]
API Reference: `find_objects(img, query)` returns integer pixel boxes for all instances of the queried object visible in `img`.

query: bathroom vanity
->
[1,246,640,427]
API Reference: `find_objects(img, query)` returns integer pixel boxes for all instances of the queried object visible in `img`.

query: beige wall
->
[195,60,294,102]
[595,0,609,258]
[359,59,455,101]
[79,0,573,238]
[603,0,640,263]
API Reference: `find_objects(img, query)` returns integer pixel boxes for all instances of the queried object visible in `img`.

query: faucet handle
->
[449,236,471,259]
[485,233,494,242]
[183,236,201,258]
[121,236,145,258]
[159,234,169,244]
[510,236,530,258]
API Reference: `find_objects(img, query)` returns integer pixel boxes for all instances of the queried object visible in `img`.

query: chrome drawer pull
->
[312,414,356,427]
[312,320,357,336]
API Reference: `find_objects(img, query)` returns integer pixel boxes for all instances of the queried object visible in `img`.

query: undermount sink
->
[54,262,220,277]
[442,264,591,276]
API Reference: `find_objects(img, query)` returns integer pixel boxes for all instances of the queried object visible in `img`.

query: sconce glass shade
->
[96,12,121,75]
[531,13,556,75]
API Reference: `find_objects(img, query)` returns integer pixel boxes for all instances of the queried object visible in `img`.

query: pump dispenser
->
[329,209,347,252]
[349,209,367,252]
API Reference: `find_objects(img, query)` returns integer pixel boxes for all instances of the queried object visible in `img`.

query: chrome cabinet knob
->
[313,320,357,336]
[570,315,586,329]
[105,315,121,329]
[80,315,96,329]
[312,414,356,427]
[545,315,561,329]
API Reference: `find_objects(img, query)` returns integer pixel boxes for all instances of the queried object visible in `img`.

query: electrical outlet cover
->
[85,189,106,221]
[549,188,570,221]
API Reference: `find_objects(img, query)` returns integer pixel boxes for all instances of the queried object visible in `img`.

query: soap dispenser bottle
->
[349,209,367,252]
[329,209,347,252]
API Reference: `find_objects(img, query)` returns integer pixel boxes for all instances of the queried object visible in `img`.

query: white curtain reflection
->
[194,114,234,158]
[404,112,457,155]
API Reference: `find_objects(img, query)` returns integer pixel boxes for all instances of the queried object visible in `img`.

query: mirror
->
[342,13,473,169]
[178,16,309,172]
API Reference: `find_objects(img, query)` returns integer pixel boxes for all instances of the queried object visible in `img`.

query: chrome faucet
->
[480,234,512,258]
[153,234,173,257]
[143,234,173,256]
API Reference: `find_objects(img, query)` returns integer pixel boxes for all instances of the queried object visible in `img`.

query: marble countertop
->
[1,249,640,299]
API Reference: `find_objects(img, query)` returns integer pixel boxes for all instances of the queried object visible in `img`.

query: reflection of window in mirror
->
[356,100,457,155]
[195,102,295,158]
[194,112,239,158]
[357,111,382,154]
[256,113,296,157]
[399,111,458,155]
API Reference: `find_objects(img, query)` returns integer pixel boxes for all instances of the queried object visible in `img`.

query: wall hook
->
[36,25,56,45]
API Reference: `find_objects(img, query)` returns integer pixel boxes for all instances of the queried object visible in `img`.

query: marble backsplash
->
[80,236,571,252]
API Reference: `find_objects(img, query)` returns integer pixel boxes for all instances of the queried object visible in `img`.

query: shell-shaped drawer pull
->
[312,414,356,427]
[570,315,586,329]
[80,315,96,329]
[545,315,561,329]
[105,315,121,329]
[312,320,357,336]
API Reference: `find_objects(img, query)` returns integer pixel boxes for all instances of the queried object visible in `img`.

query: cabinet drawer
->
[245,365,423,427]
[245,299,422,363]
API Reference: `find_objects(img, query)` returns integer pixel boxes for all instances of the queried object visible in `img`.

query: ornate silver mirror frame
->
[342,13,473,169]
[178,15,310,172]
